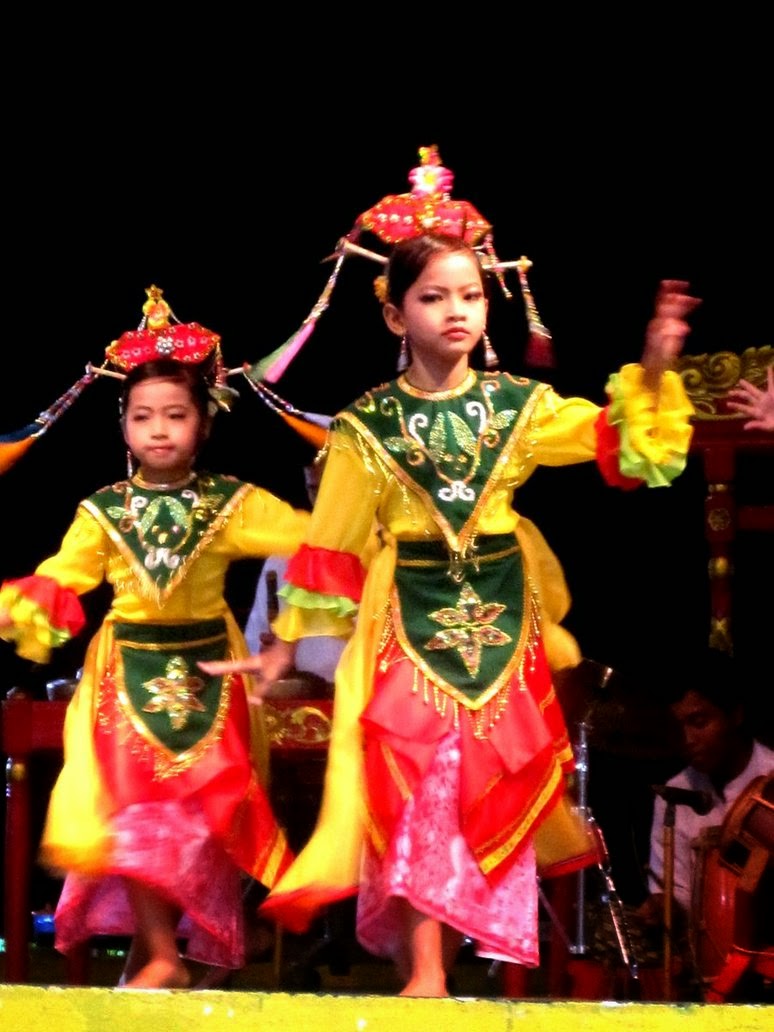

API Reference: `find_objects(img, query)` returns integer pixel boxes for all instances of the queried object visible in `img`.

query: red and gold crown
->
[352,145,492,246]
[246,146,554,386]
[104,285,221,373]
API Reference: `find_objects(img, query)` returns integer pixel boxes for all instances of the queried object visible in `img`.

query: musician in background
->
[640,649,774,920]
[245,461,346,687]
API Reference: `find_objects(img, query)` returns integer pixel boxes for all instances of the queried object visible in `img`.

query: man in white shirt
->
[645,656,773,914]
[639,650,773,1000]
[244,462,345,689]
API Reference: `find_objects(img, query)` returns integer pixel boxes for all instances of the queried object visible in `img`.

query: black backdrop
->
[1,29,772,921]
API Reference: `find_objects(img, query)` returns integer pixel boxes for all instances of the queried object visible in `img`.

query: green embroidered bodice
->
[81,471,249,603]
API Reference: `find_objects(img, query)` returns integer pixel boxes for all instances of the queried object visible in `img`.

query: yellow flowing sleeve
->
[219,484,311,559]
[274,426,384,643]
[0,507,107,662]
[525,365,693,487]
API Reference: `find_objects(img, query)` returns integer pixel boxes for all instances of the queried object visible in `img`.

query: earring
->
[397,335,409,372]
[126,449,135,479]
[482,331,499,369]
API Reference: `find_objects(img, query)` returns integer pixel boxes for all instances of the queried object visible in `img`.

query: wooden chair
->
[675,345,774,653]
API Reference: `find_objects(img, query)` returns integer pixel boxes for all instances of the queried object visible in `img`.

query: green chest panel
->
[339,371,539,546]
[83,472,246,599]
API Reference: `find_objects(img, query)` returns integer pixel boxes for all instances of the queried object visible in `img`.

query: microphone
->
[651,784,714,815]
[266,569,279,624]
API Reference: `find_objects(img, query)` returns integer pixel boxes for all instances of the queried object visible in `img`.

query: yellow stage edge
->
[0,985,772,1032]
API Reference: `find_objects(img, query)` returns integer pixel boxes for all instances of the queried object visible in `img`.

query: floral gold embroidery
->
[426,581,511,677]
[142,656,207,730]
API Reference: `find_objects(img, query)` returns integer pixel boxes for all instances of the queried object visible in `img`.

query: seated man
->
[639,649,774,998]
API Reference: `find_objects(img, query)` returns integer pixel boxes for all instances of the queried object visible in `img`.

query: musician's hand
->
[199,639,296,706]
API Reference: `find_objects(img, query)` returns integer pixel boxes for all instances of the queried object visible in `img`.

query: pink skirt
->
[54,797,245,969]
[356,730,540,966]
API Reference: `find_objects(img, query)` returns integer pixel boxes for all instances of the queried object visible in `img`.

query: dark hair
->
[120,358,212,423]
[386,233,485,308]
[666,649,746,717]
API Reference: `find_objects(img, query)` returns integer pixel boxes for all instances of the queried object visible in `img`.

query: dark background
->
[1,21,772,921]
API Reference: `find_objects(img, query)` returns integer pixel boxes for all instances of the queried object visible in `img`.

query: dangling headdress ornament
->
[0,285,236,475]
[244,144,554,392]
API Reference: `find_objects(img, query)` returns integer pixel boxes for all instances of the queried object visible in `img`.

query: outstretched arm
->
[199,638,297,706]
[640,279,702,391]
[726,365,774,431]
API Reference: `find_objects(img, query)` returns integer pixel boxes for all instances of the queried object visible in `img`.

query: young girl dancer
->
[0,338,310,987]
[202,233,701,996]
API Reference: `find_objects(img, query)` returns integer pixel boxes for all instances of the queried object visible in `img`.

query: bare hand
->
[641,279,702,389]
[198,639,296,706]
[727,366,774,431]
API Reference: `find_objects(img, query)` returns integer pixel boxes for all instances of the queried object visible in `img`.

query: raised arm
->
[640,279,702,391]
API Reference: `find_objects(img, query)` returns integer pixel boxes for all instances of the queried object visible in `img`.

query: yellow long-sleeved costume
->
[0,471,310,965]
[260,366,694,936]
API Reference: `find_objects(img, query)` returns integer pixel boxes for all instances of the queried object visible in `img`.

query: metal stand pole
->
[572,720,591,956]
[662,803,676,1001]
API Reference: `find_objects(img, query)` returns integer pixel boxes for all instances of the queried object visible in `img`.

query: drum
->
[689,772,774,996]
[689,826,738,985]
[719,772,774,892]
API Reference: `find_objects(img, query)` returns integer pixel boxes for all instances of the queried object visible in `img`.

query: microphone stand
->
[661,802,677,1001]
[573,719,591,956]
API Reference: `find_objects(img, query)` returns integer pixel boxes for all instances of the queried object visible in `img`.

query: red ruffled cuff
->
[285,544,366,603]
[4,575,86,636]
[594,409,644,491]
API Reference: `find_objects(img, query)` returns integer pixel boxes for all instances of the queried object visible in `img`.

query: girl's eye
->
[419,293,442,304]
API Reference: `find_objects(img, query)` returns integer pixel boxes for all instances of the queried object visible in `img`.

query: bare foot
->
[122,958,191,989]
[399,975,449,997]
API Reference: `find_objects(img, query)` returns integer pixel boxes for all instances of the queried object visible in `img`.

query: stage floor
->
[0,982,772,1032]
[2,936,773,1031]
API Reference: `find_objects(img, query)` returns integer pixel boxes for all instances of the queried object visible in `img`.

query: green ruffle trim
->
[279,583,359,619]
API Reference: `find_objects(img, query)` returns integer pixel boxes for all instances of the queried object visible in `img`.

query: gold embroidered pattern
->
[141,656,207,731]
[83,476,250,607]
[381,373,517,503]
[102,645,232,780]
[426,581,511,677]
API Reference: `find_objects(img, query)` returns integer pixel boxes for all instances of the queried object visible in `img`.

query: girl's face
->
[384,250,487,378]
[122,376,203,483]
